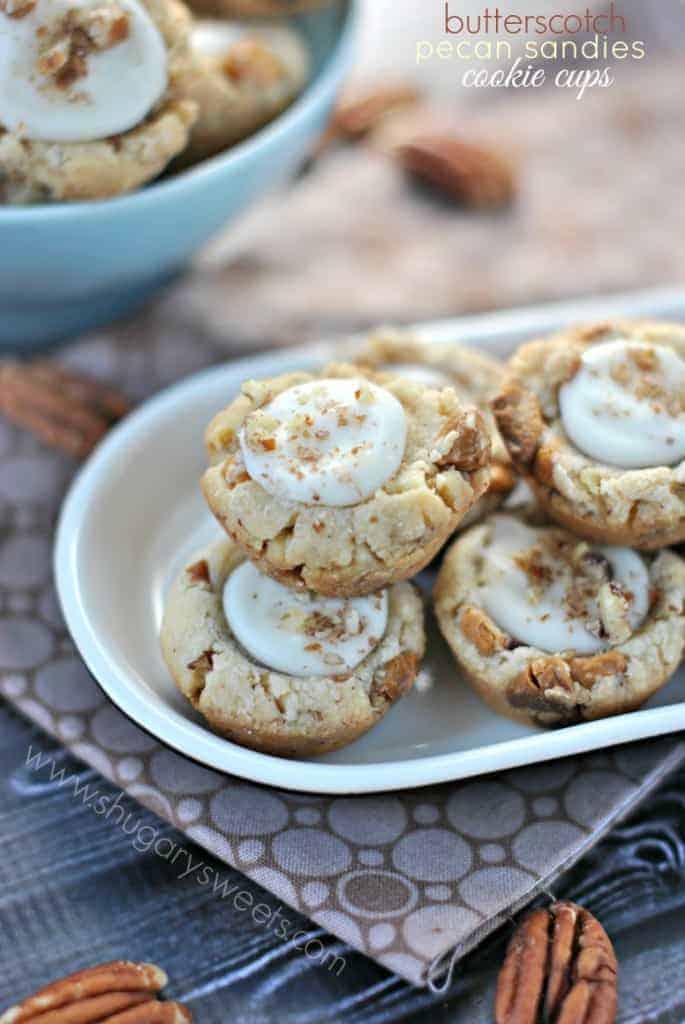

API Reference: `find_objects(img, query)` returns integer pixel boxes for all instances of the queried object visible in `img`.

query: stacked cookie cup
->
[161,335,504,756]
[161,320,685,757]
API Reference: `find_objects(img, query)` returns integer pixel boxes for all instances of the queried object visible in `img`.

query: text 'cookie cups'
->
[201,363,492,596]
[493,319,685,550]
[434,512,685,728]
[160,538,425,757]
[0,0,198,204]
[357,328,517,525]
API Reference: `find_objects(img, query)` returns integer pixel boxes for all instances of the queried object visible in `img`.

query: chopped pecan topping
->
[495,901,618,1024]
[81,4,130,48]
[36,4,130,89]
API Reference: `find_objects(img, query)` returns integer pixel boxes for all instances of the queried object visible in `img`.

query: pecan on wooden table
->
[495,901,618,1024]
[0,360,131,459]
[0,960,192,1024]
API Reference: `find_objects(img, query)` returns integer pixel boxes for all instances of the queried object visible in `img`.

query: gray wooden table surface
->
[1,702,685,1022]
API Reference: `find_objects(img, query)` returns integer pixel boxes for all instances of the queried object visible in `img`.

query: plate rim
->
[55,287,685,794]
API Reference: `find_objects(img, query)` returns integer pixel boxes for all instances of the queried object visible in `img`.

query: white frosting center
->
[384,362,453,390]
[240,378,408,507]
[559,339,685,469]
[478,515,649,654]
[223,560,388,677]
[0,0,167,143]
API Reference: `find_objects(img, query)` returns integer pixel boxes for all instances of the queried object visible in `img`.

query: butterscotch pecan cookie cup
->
[358,328,516,525]
[201,363,492,596]
[492,320,685,550]
[160,538,425,757]
[0,0,197,203]
[434,512,685,728]
[174,19,309,167]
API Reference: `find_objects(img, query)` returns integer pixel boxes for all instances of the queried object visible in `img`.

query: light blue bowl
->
[0,1,357,351]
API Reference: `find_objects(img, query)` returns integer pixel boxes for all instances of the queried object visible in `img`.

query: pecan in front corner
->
[0,960,192,1024]
[495,901,618,1024]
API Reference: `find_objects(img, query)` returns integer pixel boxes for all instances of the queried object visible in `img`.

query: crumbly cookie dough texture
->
[359,328,517,523]
[493,320,685,550]
[160,539,425,756]
[186,0,334,17]
[434,518,685,728]
[201,363,492,596]
[176,23,309,166]
[0,0,197,203]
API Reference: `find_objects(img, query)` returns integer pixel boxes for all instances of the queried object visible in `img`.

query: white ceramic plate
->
[55,288,685,794]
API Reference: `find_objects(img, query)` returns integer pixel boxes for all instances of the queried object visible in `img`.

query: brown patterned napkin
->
[1,325,685,988]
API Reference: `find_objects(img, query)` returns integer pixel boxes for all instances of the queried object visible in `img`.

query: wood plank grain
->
[2,703,685,1023]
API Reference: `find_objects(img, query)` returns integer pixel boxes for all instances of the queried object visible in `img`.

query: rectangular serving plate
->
[56,287,685,793]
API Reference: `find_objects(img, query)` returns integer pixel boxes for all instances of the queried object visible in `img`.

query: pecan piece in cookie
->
[460,606,509,656]
[570,652,628,689]
[507,657,576,719]
[492,383,544,467]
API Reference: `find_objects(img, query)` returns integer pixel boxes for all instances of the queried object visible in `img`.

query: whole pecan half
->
[396,134,516,208]
[0,961,192,1024]
[0,360,130,459]
[495,901,618,1024]
[331,83,421,140]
